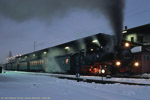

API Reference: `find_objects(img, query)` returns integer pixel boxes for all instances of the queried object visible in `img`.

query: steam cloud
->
[0,0,125,72]
[0,0,125,44]
[43,48,66,72]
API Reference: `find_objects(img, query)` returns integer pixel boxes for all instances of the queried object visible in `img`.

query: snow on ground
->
[0,71,150,100]
[13,71,150,84]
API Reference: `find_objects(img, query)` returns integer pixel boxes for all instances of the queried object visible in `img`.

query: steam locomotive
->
[72,41,140,76]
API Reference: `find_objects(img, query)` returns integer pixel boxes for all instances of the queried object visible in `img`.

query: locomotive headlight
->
[102,69,105,74]
[124,42,130,48]
[134,62,139,67]
[116,61,121,66]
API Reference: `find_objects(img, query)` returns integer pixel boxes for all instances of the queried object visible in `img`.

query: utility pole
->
[34,41,36,52]
[34,41,44,52]
[8,51,12,63]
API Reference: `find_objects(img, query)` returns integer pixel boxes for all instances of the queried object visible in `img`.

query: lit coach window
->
[66,58,69,64]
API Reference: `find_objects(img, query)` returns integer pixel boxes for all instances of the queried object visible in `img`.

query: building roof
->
[124,24,150,34]
[18,33,114,59]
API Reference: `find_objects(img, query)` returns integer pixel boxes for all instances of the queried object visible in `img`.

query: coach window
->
[35,61,37,65]
[144,55,146,60]
[39,60,41,65]
[66,58,69,64]
[138,36,143,43]
[134,56,137,60]
[144,55,149,60]
[37,61,39,65]
[33,61,35,65]
[40,60,42,65]
[41,60,44,64]
[147,55,150,60]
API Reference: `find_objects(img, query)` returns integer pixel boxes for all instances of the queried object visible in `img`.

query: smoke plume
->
[0,0,125,44]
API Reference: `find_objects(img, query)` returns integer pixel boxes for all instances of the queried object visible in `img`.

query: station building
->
[123,24,150,74]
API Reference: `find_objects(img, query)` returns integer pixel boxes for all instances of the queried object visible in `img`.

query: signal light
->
[89,69,92,72]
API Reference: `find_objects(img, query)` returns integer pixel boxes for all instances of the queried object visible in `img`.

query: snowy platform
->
[0,71,150,100]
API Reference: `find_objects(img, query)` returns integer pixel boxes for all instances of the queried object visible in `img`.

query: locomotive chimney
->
[125,26,128,30]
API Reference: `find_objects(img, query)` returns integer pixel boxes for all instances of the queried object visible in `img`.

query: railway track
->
[49,75,150,86]
[7,71,150,86]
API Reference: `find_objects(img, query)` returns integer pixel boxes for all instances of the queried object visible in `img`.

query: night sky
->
[0,0,150,63]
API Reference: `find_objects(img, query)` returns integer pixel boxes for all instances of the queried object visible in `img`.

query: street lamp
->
[92,40,98,43]
[65,46,70,50]
[43,51,47,54]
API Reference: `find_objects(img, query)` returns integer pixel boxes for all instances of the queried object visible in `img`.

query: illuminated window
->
[39,60,40,65]
[35,61,37,65]
[40,60,43,64]
[126,34,137,42]
[65,58,69,64]
[37,61,39,65]
[33,61,35,65]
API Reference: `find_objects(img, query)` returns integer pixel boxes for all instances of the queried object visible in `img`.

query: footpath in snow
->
[0,71,150,100]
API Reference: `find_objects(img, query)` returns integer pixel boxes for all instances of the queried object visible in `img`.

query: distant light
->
[19,54,22,56]
[25,56,27,58]
[65,46,70,50]
[124,42,130,48]
[43,51,47,54]
[116,61,121,66]
[134,62,139,67]
[102,69,105,74]
[122,30,127,34]
[92,40,98,43]
[90,49,94,51]
[33,54,35,56]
